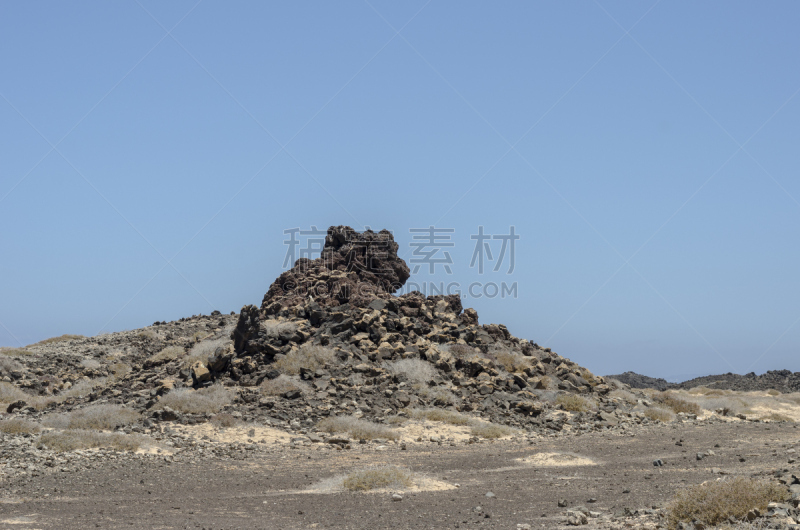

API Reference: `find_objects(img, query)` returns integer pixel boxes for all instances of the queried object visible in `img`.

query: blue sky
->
[1,1,798,381]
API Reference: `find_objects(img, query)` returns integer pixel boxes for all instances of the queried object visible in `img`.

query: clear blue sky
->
[2,1,799,381]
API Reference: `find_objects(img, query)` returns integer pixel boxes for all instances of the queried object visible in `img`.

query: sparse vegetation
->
[556,393,591,412]
[42,404,140,431]
[210,413,241,428]
[259,320,298,339]
[415,385,457,405]
[492,349,530,373]
[443,344,478,360]
[766,389,781,396]
[148,346,184,365]
[317,415,398,440]
[183,338,228,368]
[272,344,335,375]
[34,334,85,345]
[0,356,23,373]
[666,477,788,529]
[0,382,35,404]
[137,329,157,340]
[654,391,701,415]
[342,466,414,491]
[383,358,436,384]
[470,421,515,439]
[644,407,675,423]
[409,408,470,425]
[108,362,131,379]
[0,417,42,434]
[80,358,102,370]
[0,347,32,356]
[259,375,309,396]
[153,385,234,414]
[759,412,794,422]
[38,429,146,452]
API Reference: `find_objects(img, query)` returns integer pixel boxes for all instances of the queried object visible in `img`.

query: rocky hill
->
[1,225,614,436]
[606,370,800,393]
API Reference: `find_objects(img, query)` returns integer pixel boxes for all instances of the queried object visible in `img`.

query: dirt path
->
[1,421,798,529]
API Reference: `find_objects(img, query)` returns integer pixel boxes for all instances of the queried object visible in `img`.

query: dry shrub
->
[0,417,42,434]
[384,415,409,425]
[444,344,478,360]
[58,379,103,400]
[80,359,102,370]
[317,415,398,440]
[415,385,457,405]
[666,477,788,529]
[0,356,23,373]
[183,338,228,367]
[556,394,590,412]
[470,421,514,439]
[153,385,233,414]
[137,330,156,340]
[645,407,675,423]
[343,466,414,491]
[0,382,34,403]
[492,349,530,373]
[0,347,32,356]
[410,408,470,425]
[760,412,794,423]
[108,363,131,379]
[766,389,781,396]
[655,392,701,415]
[272,344,335,375]
[210,413,240,428]
[383,359,436,384]
[43,404,140,430]
[259,374,309,396]
[609,388,638,404]
[148,346,184,365]
[260,320,298,339]
[38,429,145,452]
[34,334,85,345]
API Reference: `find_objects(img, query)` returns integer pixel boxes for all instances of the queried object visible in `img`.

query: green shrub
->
[666,477,788,529]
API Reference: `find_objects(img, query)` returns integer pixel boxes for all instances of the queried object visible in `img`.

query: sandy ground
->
[1,420,798,529]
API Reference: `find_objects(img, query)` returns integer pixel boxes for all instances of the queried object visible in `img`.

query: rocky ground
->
[2,226,799,529]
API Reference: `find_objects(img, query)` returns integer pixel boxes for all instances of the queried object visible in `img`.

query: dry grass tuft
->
[272,344,335,375]
[148,346,184,365]
[655,392,701,415]
[342,466,414,491]
[0,417,42,434]
[384,415,409,425]
[759,412,794,422]
[183,338,228,368]
[34,334,85,345]
[383,358,436,383]
[108,362,131,379]
[80,358,102,370]
[0,382,35,403]
[0,356,23,373]
[0,347,33,356]
[644,407,675,423]
[259,374,309,396]
[409,408,471,425]
[666,477,788,529]
[210,413,241,428]
[766,389,781,396]
[317,415,398,440]
[470,421,515,439]
[556,393,591,412]
[42,404,140,430]
[260,320,298,339]
[38,429,146,452]
[415,385,457,405]
[153,385,234,414]
[492,349,531,373]
[444,344,478,360]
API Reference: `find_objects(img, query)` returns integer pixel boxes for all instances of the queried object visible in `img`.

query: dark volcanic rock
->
[605,372,672,391]
[261,225,410,311]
